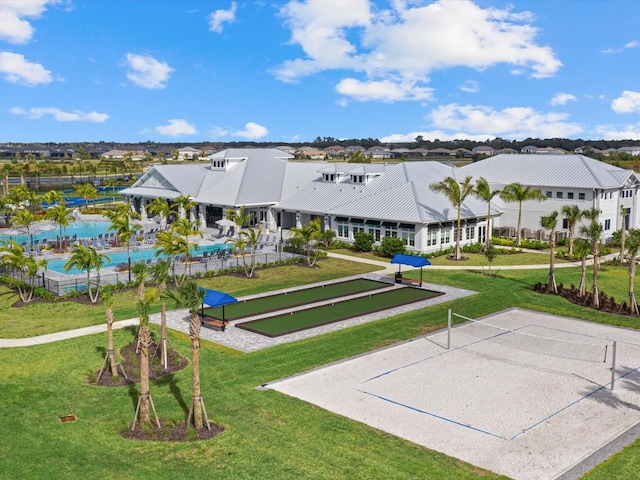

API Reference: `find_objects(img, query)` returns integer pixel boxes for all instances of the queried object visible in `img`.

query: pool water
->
[46,243,227,274]
[0,221,113,245]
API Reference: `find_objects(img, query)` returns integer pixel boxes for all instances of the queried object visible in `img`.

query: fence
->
[5,251,304,297]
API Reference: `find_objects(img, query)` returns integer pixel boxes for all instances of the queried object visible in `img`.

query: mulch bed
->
[90,342,189,387]
[122,420,225,442]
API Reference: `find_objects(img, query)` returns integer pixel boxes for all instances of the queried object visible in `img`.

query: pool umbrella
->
[215,218,235,227]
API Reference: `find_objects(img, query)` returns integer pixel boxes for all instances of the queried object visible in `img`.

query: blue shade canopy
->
[390,254,431,268]
[199,288,238,308]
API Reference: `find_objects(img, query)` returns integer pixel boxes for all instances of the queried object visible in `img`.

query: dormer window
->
[351,175,365,184]
[322,173,336,182]
[210,158,228,170]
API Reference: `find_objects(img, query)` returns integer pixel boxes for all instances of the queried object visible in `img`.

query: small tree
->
[574,238,591,297]
[561,204,582,256]
[98,285,119,380]
[290,218,321,266]
[625,229,640,314]
[540,211,559,293]
[619,204,628,263]
[484,244,498,276]
[580,208,603,308]
[0,240,47,303]
[473,177,501,250]
[63,243,109,303]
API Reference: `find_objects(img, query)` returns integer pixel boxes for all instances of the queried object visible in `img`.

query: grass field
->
[236,286,441,337]
[202,278,389,321]
[2,256,640,478]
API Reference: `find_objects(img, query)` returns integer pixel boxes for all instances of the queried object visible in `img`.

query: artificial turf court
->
[201,278,390,321]
[235,286,443,337]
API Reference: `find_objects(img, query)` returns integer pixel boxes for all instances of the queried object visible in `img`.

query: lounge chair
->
[99,236,110,249]
[91,238,103,250]
[32,243,43,256]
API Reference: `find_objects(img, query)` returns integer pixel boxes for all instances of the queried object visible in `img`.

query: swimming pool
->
[46,243,227,274]
[0,221,113,245]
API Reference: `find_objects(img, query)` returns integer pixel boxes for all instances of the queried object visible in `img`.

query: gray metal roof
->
[458,154,637,188]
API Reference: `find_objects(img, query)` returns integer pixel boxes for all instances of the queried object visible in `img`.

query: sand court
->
[266,308,640,479]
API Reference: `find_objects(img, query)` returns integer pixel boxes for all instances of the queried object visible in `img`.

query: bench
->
[394,274,422,287]
[200,316,228,332]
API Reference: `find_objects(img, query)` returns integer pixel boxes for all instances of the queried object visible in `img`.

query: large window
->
[383,222,398,238]
[426,228,438,247]
[399,224,415,247]
[465,225,476,241]
[337,222,349,238]
[441,225,451,245]
[366,221,381,242]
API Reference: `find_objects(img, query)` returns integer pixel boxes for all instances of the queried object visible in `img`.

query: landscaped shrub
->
[461,242,484,254]
[353,232,375,252]
[378,236,406,257]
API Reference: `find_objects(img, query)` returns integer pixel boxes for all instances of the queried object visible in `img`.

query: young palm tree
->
[561,204,582,256]
[131,297,159,430]
[63,243,110,303]
[625,229,640,314]
[573,238,592,297]
[290,218,322,267]
[154,230,187,286]
[580,208,603,308]
[11,208,37,245]
[171,217,203,263]
[106,203,140,282]
[239,228,261,277]
[148,260,172,367]
[147,197,171,230]
[540,211,559,293]
[173,194,196,220]
[429,176,474,260]
[0,240,47,303]
[500,182,546,245]
[473,177,501,250]
[226,205,252,235]
[163,281,209,431]
[99,285,119,380]
[45,201,73,251]
[619,204,628,264]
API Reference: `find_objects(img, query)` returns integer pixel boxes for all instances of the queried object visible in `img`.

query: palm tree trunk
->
[107,312,118,378]
[592,247,600,309]
[548,231,557,293]
[517,203,523,245]
[579,259,587,297]
[137,325,152,425]
[630,260,638,315]
[160,303,168,368]
[189,313,204,430]
[455,215,462,260]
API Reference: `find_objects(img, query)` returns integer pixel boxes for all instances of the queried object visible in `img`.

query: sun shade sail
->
[199,288,238,308]
[390,254,431,268]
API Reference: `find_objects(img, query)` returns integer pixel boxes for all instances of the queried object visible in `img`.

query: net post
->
[447,309,452,350]
[610,340,617,391]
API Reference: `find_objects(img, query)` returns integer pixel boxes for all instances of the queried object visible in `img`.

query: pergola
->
[199,288,238,322]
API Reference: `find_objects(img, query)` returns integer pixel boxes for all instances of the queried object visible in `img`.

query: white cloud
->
[154,119,198,137]
[459,80,479,93]
[10,106,108,122]
[550,92,576,106]
[602,40,640,54]
[232,122,268,139]
[335,78,433,102]
[0,0,60,44]
[125,53,174,89]
[208,2,237,33]
[0,52,51,85]
[596,123,640,140]
[611,91,640,113]
[275,0,561,102]
[422,103,583,139]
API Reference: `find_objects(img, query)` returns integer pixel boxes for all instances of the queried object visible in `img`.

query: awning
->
[390,254,431,287]
[199,288,238,308]
[391,254,431,267]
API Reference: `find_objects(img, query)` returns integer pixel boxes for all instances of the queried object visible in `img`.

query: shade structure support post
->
[447,309,452,350]
[611,341,617,391]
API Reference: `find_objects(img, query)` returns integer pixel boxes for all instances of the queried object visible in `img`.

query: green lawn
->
[1,257,640,478]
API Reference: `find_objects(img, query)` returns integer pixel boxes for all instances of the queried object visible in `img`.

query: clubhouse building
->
[121,148,640,254]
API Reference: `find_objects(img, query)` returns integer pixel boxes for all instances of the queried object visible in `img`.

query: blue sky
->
[2,0,640,144]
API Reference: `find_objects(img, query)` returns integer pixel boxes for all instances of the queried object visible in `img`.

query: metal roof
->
[458,154,637,188]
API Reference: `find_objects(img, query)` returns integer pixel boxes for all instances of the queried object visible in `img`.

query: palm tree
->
[540,211,559,293]
[625,229,640,314]
[429,176,474,260]
[561,204,582,256]
[290,218,322,267]
[173,194,195,220]
[147,197,171,230]
[98,285,119,380]
[148,260,172,367]
[574,238,591,297]
[105,204,140,282]
[226,205,252,234]
[619,204,628,263]
[580,208,603,308]
[63,243,110,303]
[0,240,47,303]
[154,230,187,286]
[131,296,159,430]
[171,217,203,264]
[500,183,546,245]
[239,228,261,277]
[473,177,501,250]
[163,281,209,431]
[45,201,73,251]
[74,183,98,211]
[11,208,37,245]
